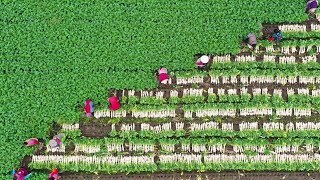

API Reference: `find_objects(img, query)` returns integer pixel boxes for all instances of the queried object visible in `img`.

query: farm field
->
[3,0,320,179]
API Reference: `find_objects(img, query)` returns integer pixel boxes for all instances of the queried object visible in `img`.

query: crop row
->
[122,88,320,105]
[211,55,318,63]
[171,70,320,86]
[63,137,320,155]
[29,153,320,173]
[76,121,320,139]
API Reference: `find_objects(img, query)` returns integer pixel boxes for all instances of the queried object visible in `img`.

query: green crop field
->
[1,0,315,179]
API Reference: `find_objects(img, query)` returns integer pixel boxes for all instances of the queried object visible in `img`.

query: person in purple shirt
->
[306,0,318,15]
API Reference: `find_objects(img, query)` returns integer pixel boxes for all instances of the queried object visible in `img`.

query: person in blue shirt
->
[272,29,283,45]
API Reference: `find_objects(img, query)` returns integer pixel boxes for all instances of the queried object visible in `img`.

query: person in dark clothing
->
[306,0,318,15]
[272,29,283,45]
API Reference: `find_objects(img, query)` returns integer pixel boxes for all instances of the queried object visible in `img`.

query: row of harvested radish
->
[204,154,314,163]
[183,88,203,96]
[194,109,237,117]
[239,108,272,116]
[190,122,219,131]
[46,144,65,153]
[61,123,79,131]
[176,76,204,85]
[279,24,306,32]
[275,146,299,154]
[233,145,265,154]
[141,123,172,133]
[311,24,320,31]
[302,55,317,63]
[212,55,231,63]
[129,144,154,153]
[94,110,126,118]
[132,110,176,118]
[113,121,320,132]
[74,144,100,154]
[263,55,276,62]
[159,154,202,164]
[235,55,256,62]
[279,56,295,64]
[32,155,154,164]
[239,122,258,131]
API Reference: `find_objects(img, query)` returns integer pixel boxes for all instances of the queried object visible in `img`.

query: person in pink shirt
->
[108,96,121,111]
[12,167,32,180]
[158,67,169,84]
[196,55,210,69]
[24,138,39,147]
[48,133,65,149]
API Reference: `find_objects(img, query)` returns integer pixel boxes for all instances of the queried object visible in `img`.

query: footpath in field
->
[24,17,320,179]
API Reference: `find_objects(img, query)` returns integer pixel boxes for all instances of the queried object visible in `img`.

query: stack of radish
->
[190,122,219,131]
[222,123,233,131]
[183,88,203,97]
[176,76,204,85]
[263,122,284,131]
[212,55,231,63]
[311,89,320,96]
[249,75,274,84]
[279,24,306,32]
[239,122,258,131]
[273,89,282,96]
[302,55,317,63]
[235,55,256,62]
[94,109,126,118]
[293,109,312,116]
[132,109,175,118]
[129,142,154,153]
[298,88,309,95]
[62,124,79,131]
[263,55,276,62]
[299,76,315,84]
[240,108,272,116]
[75,144,100,154]
[159,154,202,164]
[279,56,295,64]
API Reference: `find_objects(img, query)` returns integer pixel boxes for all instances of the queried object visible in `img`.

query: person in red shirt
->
[49,168,61,180]
[84,99,94,117]
[108,96,121,111]
[158,67,169,84]
[24,138,39,147]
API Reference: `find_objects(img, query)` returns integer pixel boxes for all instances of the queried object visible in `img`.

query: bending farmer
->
[244,33,257,51]
[12,167,32,180]
[196,55,210,69]
[306,0,318,15]
[158,67,169,84]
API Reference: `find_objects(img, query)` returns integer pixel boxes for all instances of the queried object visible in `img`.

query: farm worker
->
[48,133,65,149]
[49,168,61,180]
[272,29,283,45]
[109,96,121,111]
[12,167,32,180]
[196,55,210,68]
[158,67,169,84]
[85,99,94,117]
[244,33,257,50]
[24,138,39,147]
[306,0,318,14]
